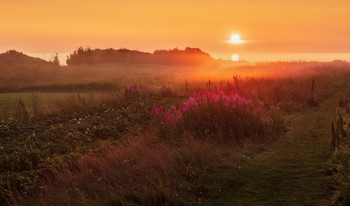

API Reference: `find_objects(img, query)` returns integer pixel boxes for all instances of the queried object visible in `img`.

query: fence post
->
[124,87,128,99]
[233,74,240,94]
[331,120,337,152]
[311,80,315,103]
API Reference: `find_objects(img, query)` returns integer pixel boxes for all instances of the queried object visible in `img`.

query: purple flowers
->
[152,104,182,129]
[152,105,159,115]
[261,117,274,126]
[126,84,149,97]
[256,106,261,113]
[152,86,278,139]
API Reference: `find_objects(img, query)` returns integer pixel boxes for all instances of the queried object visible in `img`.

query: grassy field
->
[203,90,342,205]
[21,89,344,206]
[1,60,350,205]
[0,92,109,121]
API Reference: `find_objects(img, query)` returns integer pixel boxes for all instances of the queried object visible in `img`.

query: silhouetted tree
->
[50,53,60,65]
[66,47,213,66]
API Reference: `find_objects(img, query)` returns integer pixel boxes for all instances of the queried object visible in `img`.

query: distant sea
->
[26,52,350,66]
[26,53,70,65]
[211,53,350,63]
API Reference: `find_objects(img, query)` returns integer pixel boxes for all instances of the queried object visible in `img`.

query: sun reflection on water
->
[231,54,239,61]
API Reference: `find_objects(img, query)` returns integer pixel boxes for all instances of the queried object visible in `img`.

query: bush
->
[152,86,281,142]
[124,84,151,99]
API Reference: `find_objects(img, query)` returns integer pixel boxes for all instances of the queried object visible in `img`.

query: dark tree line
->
[66,47,214,66]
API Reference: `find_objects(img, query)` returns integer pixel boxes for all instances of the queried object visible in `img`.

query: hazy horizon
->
[21,51,350,65]
[2,0,350,54]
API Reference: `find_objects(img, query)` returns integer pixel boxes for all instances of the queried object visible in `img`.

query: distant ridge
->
[0,50,52,65]
[66,47,214,66]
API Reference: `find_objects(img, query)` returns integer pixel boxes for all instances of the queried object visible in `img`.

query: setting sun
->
[231,34,240,43]
[228,34,245,45]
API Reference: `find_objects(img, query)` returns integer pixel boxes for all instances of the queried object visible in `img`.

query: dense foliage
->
[153,85,281,142]
[66,47,214,66]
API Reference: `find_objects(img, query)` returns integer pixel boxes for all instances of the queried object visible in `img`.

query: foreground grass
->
[19,87,283,205]
[25,129,277,206]
[2,66,350,204]
[23,91,341,205]
[329,88,350,205]
[0,96,185,204]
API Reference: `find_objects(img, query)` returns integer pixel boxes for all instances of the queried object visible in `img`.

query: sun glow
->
[228,34,245,44]
[231,54,239,61]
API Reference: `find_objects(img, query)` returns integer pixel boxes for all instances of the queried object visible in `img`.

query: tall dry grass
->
[29,132,232,205]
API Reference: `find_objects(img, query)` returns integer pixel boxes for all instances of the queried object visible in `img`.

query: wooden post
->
[336,109,345,138]
[233,74,240,94]
[311,80,315,103]
[308,80,318,106]
[124,87,128,99]
[331,120,337,152]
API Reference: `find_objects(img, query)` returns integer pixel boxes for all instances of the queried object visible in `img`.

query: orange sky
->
[1,0,350,54]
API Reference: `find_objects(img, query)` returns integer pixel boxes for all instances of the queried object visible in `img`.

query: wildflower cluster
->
[152,105,182,129]
[152,88,280,141]
[125,84,149,98]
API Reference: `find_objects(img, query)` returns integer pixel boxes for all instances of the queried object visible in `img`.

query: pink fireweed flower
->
[152,87,275,136]
[152,105,159,116]
[215,122,219,129]
[179,105,185,113]
[256,106,261,113]
[184,103,190,111]
[164,113,170,121]
[270,106,275,112]
[224,101,229,108]
[218,88,224,95]
[261,117,274,126]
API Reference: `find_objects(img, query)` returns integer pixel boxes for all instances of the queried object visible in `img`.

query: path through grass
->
[205,93,340,205]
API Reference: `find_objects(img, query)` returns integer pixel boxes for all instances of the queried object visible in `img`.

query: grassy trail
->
[207,94,340,205]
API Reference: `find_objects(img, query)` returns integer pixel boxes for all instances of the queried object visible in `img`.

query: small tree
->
[50,53,60,65]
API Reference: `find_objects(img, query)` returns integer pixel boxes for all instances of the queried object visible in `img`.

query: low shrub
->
[152,86,281,142]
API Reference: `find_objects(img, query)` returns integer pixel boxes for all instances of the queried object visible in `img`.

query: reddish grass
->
[29,132,230,205]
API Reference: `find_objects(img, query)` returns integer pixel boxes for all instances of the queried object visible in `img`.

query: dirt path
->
[207,94,340,205]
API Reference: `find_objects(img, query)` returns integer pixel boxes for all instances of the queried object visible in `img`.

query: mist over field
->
[1,47,350,205]
[2,0,350,205]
